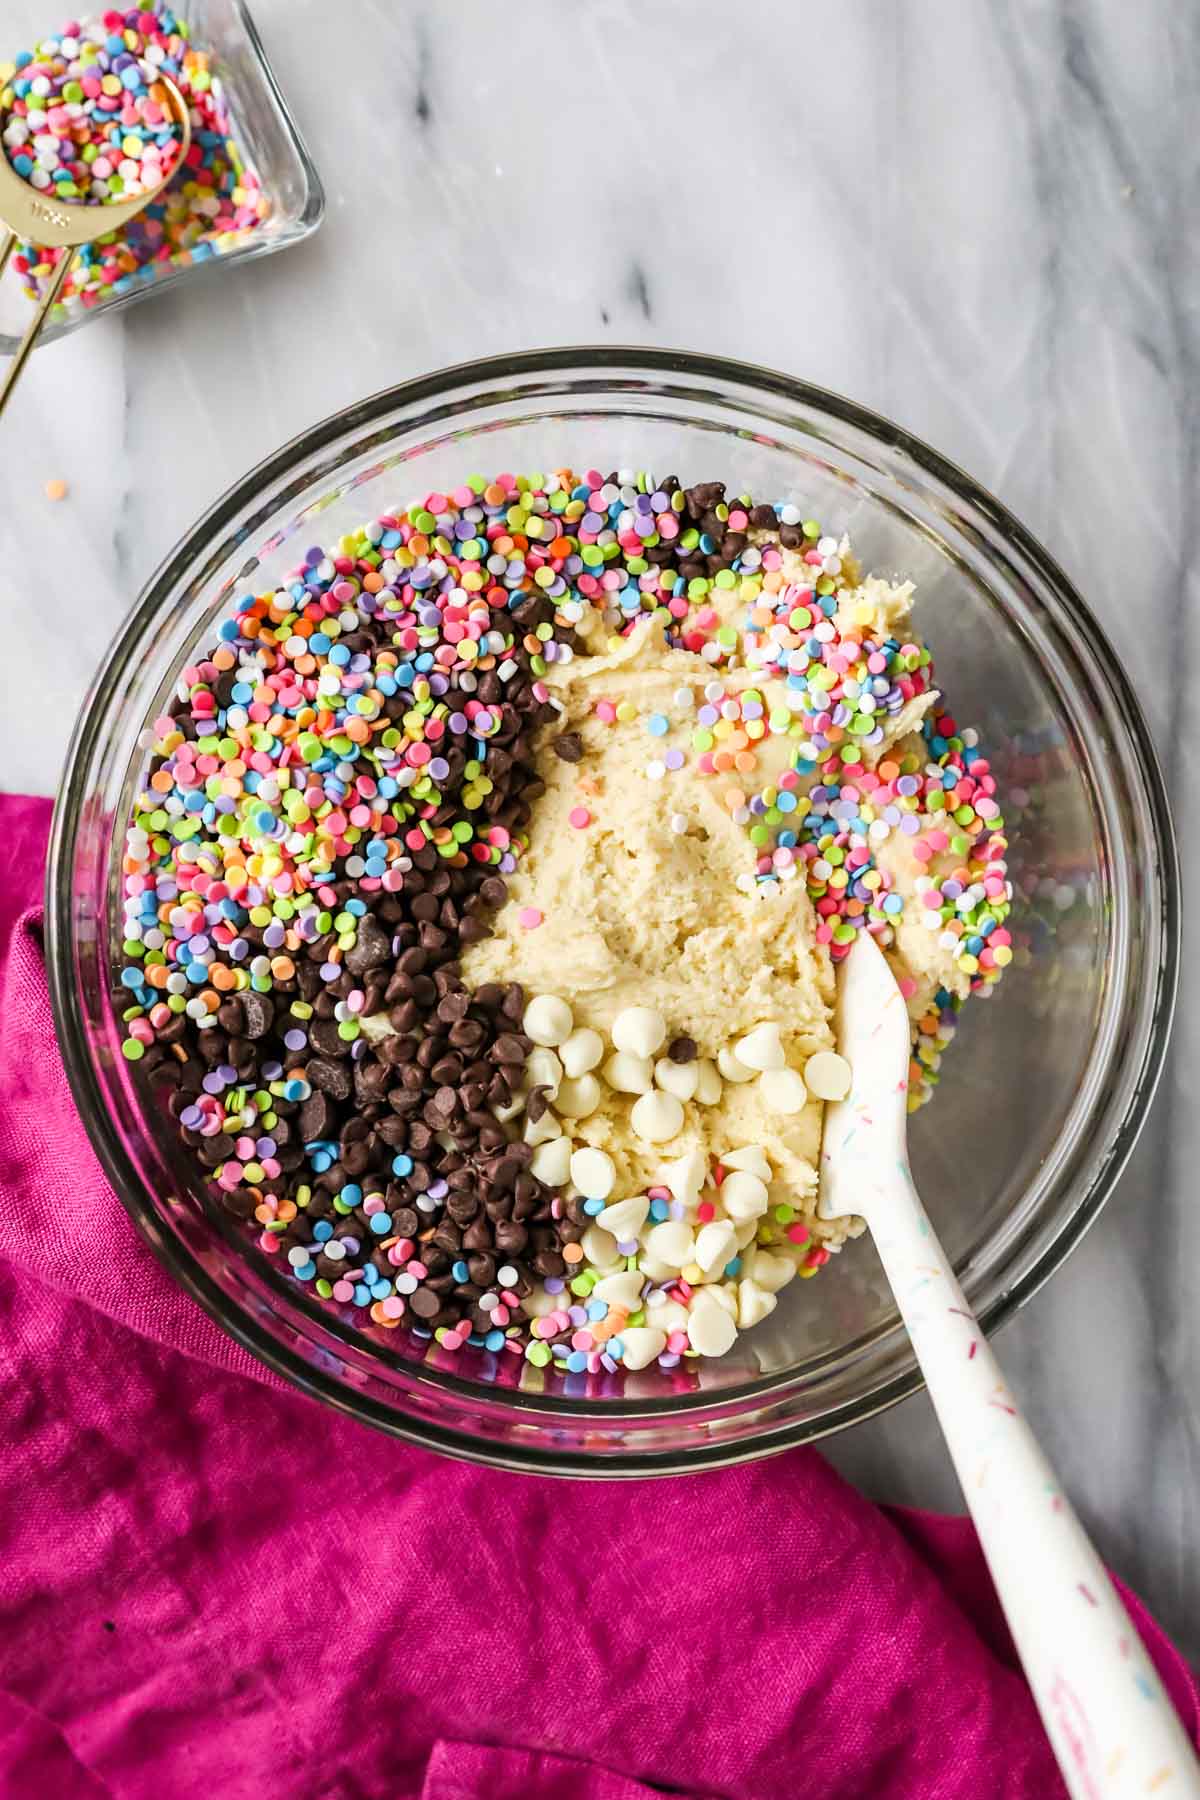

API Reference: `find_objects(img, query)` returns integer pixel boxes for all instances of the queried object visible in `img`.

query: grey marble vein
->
[0,0,1197,1659]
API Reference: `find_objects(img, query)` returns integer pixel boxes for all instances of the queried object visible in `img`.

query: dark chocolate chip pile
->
[125,580,590,1336]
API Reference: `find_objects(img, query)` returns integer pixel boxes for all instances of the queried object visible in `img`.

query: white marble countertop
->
[1,0,1196,1658]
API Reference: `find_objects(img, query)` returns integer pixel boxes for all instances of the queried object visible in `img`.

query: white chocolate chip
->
[592,1269,644,1310]
[660,1145,708,1207]
[556,1073,603,1119]
[631,1090,684,1143]
[717,1045,756,1084]
[358,1012,395,1044]
[733,1218,761,1250]
[737,1278,777,1329]
[744,1248,799,1293]
[530,1136,572,1186]
[581,1223,622,1269]
[523,1108,563,1146]
[603,1051,654,1095]
[708,1282,739,1319]
[654,1056,700,1101]
[522,1285,559,1318]
[804,1050,853,1101]
[570,1146,616,1200]
[638,1255,682,1285]
[611,1005,667,1059]
[694,1219,737,1275]
[735,1021,786,1072]
[560,1027,604,1078]
[721,1145,772,1182]
[644,1218,695,1270]
[493,1093,526,1124]
[523,994,574,1047]
[758,1068,808,1115]
[649,1298,691,1333]
[596,1195,650,1240]
[619,1326,666,1371]
[686,1293,738,1357]
[524,1047,563,1095]
[720,1170,770,1223]
[693,1059,723,1105]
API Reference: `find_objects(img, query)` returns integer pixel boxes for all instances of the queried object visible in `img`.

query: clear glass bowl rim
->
[45,345,1181,1476]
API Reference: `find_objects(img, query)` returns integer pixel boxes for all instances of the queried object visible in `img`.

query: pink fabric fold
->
[1,793,1195,1800]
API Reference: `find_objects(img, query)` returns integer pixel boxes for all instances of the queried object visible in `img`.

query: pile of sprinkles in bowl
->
[1,4,268,314]
[116,467,1011,1376]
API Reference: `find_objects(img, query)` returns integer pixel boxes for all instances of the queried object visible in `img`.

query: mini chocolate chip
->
[216,999,244,1035]
[306,1057,353,1101]
[448,1018,486,1053]
[494,1219,528,1255]
[309,1017,350,1058]
[240,992,274,1040]
[343,912,392,976]
[298,1091,333,1142]
[354,1061,391,1103]
[667,1035,697,1063]
[341,1140,372,1177]
[221,1189,257,1220]
[467,1252,496,1285]
[552,732,584,763]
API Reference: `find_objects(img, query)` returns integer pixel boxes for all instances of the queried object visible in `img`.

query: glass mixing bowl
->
[46,348,1178,1475]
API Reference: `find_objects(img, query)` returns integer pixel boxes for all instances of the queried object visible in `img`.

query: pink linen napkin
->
[1,792,1196,1800]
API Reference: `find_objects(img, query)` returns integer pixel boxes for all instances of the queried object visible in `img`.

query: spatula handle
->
[865,1165,1200,1799]
[0,247,73,421]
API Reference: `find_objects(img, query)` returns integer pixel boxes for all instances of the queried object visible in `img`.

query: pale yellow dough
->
[462,617,834,1204]
[462,549,965,1221]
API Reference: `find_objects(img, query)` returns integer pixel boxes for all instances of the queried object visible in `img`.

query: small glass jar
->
[0,0,322,352]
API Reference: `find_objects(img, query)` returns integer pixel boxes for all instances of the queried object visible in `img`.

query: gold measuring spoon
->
[0,73,191,419]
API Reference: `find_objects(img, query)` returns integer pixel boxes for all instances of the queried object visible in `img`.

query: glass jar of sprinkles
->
[0,0,322,352]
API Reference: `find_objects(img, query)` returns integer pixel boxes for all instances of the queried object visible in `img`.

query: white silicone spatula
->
[819,931,1200,1800]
